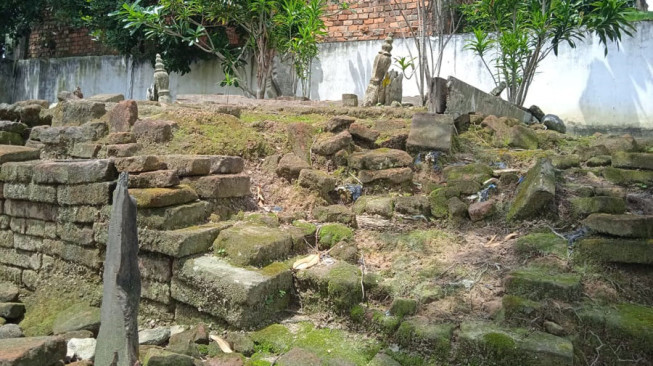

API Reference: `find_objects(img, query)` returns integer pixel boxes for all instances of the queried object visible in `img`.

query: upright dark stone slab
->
[95,172,141,366]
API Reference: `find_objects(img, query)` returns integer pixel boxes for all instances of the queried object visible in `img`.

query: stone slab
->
[348,149,412,170]
[4,199,58,221]
[406,113,454,152]
[507,159,555,221]
[113,155,165,173]
[138,222,232,258]
[182,174,250,199]
[32,160,116,184]
[129,185,198,208]
[137,201,210,230]
[577,238,653,264]
[128,170,179,188]
[214,223,293,267]
[0,145,40,164]
[0,336,67,366]
[163,155,211,176]
[583,214,653,238]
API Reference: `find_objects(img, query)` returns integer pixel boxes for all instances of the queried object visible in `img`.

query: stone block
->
[0,265,21,284]
[52,303,101,335]
[52,99,106,127]
[12,219,56,239]
[295,261,362,312]
[507,159,555,221]
[326,115,356,133]
[603,167,653,186]
[41,239,101,269]
[468,200,495,221]
[87,93,125,102]
[358,167,413,185]
[0,230,13,248]
[583,214,653,238]
[0,336,67,366]
[0,145,40,164]
[611,151,653,170]
[128,170,179,188]
[141,279,171,304]
[287,123,317,163]
[138,222,231,258]
[139,254,172,283]
[349,122,380,145]
[0,161,36,183]
[56,223,95,246]
[214,223,294,267]
[276,153,310,181]
[577,238,653,264]
[353,196,394,218]
[505,267,582,301]
[132,119,175,143]
[58,206,100,223]
[342,94,358,107]
[348,149,412,170]
[3,183,57,203]
[70,143,101,158]
[394,196,431,216]
[298,169,336,196]
[312,131,353,156]
[446,77,532,123]
[104,143,141,158]
[182,174,250,199]
[312,205,357,227]
[406,113,454,152]
[129,185,198,208]
[4,200,58,221]
[0,131,23,145]
[33,160,116,184]
[57,182,114,205]
[114,155,166,173]
[107,132,136,144]
[171,256,292,328]
[205,155,245,174]
[137,201,210,230]
[0,247,41,270]
[163,155,211,176]
[108,100,138,132]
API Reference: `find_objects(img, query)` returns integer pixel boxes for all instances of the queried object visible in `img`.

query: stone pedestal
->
[342,94,358,107]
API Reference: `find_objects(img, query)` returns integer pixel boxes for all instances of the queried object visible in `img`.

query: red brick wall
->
[323,0,419,43]
[28,20,115,58]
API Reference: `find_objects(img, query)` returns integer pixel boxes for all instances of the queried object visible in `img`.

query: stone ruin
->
[147,54,171,104]
[362,35,402,107]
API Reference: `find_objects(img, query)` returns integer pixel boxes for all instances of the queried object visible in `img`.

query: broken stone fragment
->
[325,115,356,133]
[506,159,555,221]
[312,131,353,156]
[406,113,454,152]
[276,153,310,181]
[108,100,138,133]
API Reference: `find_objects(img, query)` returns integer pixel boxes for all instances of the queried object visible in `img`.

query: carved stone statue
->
[153,54,171,103]
[363,34,394,107]
[383,69,402,106]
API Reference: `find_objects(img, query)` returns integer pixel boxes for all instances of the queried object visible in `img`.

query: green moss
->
[251,324,295,353]
[240,111,327,125]
[378,229,451,252]
[396,320,454,358]
[319,223,354,249]
[442,163,493,183]
[501,295,542,321]
[603,167,653,186]
[390,298,417,318]
[372,310,401,335]
[483,332,516,352]
[258,261,290,277]
[514,232,567,257]
[570,196,626,217]
[383,350,428,366]
[505,267,582,301]
[293,323,381,365]
[579,303,653,353]
[350,304,366,323]
[428,187,460,219]
[327,263,363,312]
[575,238,653,264]
[197,343,222,358]
[291,220,317,236]
[245,213,280,227]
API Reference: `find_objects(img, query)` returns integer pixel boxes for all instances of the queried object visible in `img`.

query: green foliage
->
[462,0,636,106]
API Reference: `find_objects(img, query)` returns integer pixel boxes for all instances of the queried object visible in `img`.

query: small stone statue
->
[363,34,394,107]
[383,69,402,106]
[153,54,171,103]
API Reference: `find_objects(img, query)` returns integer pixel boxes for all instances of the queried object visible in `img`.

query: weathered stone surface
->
[312,131,353,156]
[505,125,539,150]
[578,303,653,353]
[3,183,57,203]
[353,196,394,218]
[142,348,196,366]
[0,282,19,302]
[276,153,310,181]
[313,205,357,227]
[204,155,245,174]
[0,336,67,366]
[368,352,401,366]
[295,261,361,312]
[394,196,430,216]
[591,135,638,153]
[507,159,555,221]
[0,145,40,164]
[70,143,101,158]
[349,122,380,146]
[128,170,179,188]
[528,105,545,121]
[4,200,58,221]
[297,169,336,196]
[0,302,25,320]
[138,201,210,230]
[358,167,413,185]
[0,131,23,145]
[95,172,141,366]
[114,156,165,173]
[104,143,141,158]
[138,222,230,258]
[611,151,653,170]
[52,304,101,335]
[88,94,125,103]
[141,279,171,304]
[108,100,138,132]
[33,159,116,184]
[326,116,356,133]
[406,113,454,152]
[552,154,580,169]
[0,230,12,248]
[18,104,45,127]
[348,149,412,170]
[12,219,56,239]
[214,223,293,267]
[457,321,573,366]
[0,247,41,270]
[0,121,28,137]
[276,348,322,366]
[468,200,495,221]
[57,182,114,205]
[505,267,582,301]
[132,119,175,143]
[139,327,171,346]
[603,167,653,185]
[171,256,292,328]
[129,185,198,208]
[542,114,566,133]
[583,214,653,238]
[0,323,23,339]
[182,174,250,199]
[56,223,95,246]
[58,206,100,223]
[446,77,533,123]
[577,238,653,264]
[342,94,358,107]
[286,123,316,163]
[163,155,211,176]
[571,196,626,217]
[395,318,454,352]
[52,99,106,127]
[444,163,494,184]
[66,338,96,361]
[40,239,101,269]
[107,132,136,145]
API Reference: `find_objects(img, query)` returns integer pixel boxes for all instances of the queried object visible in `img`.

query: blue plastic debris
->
[478,184,497,202]
[272,206,283,212]
[425,151,442,171]
[492,162,507,169]
[517,176,525,184]
[337,184,362,202]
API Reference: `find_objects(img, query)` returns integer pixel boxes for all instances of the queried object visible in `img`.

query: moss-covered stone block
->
[501,295,542,320]
[250,324,295,353]
[389,298,417,318]
[353,196,395,218]
[507,159,555,221]
[214,223,293,267]
[456,321,573,366]
[372,310,401,335]
[514,232,567,257]
[583,213,653,238]
[244,212,280,227]
[313,204,357,227]
[576,238,653,264]
[296,262,362,313]
[611,151,653,170]
[570,196,625,217]
[551,154,580,169]
[602,167,653,186]
[318,223,354,249]
[505,267,582,302]
[586,155,611,167]
[443,163,493,184]
[348,148,412,170]
[128,185,198,208]
[448,179,482,195]
[428,187,460,219]
[395,318,454,358]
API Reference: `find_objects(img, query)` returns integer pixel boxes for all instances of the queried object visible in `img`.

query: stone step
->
[611,151,653,170]
[505,267,582,302]
[213,222,295,267]
[583,213,653,238]
[576,237,653,264]
[603,167,653,186]
[348,149,412,170]
[137,201,211,230]
[182,174,250,199]
[170,256,292,328]
[0,145,40,164]
[295,261,363,313]
[128,185,198,208]
[456,321,573,366]
[0,336,67,366]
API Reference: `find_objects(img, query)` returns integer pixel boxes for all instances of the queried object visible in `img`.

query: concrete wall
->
[1,21,652,132]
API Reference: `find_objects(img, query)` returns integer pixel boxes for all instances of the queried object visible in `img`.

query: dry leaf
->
[293,254,320,270]
[504,232,518,241]
[210,334,233,353]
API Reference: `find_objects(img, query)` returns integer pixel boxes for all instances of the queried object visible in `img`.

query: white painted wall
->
[1,21,651,132]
